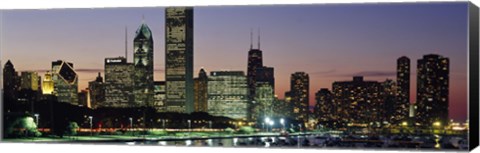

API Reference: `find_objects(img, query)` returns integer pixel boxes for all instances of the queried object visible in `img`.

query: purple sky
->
[0,2,469,121]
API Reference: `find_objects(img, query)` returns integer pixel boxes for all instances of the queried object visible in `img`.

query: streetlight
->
[269,120,274,132]
[209,121,212,129]
[162,119,166,129]
[401,121,408,134]
[433,121,441,134]
[280,118,285,131]
[89,116,93,136]
[265,117,270,132]
[34,114,39,127]
[129,117,133,136]
[188,120,191,132]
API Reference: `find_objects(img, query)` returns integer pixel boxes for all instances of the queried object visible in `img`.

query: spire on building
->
[125,26,128,60]
[257,28,261,50]
[250,28,253,50]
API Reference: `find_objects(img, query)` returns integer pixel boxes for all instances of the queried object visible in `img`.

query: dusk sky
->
[0,2,469,121]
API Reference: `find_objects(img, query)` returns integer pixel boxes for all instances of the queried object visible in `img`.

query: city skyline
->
[0,3,468,121]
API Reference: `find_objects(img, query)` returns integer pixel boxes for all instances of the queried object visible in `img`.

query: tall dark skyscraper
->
[133,21,154,107]
[3,60,20,102]
[247,31,263,120]
[416,54,449,126]
[165,7,194,113]
[290,72,309,123]
[396,56,410,124]
[194,68,208,112]
[382,79,397,124]
[51,60,78,105]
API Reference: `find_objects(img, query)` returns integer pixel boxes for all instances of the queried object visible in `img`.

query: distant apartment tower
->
[88,72,105,109]
[165,7,194,113]
[51,60,78,105]
[416,54,449,126]
[133,21,154,107]
[395,56,410,124]
[104,57,134,108]
[314,88,336,128]
[42,71,54,95]
[20,71,40,91]
[382,79,397,124]
[290,72,309,123]
[194,68,208,112]
[153,81,166,112]
[332,76,384,127]
[207,71,248,120]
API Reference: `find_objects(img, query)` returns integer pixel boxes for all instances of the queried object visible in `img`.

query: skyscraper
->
[207,71,248,120]
[247,32,263,120]
[382,79,397,124]
[290,72,309,123]
[194,68,208,112]
[332,76,384,127]
[133,21,154,107]
[88,72,105,109]
[3,60,20,102]
[395,56,410,124]
[20,71,40,91]
[104,57,134,108]
[253,82,275,121]
[416,54,449,126]
[51,60,78,105]
[42,71,54,95]
[314,88,336,128]
[165,7,194,113]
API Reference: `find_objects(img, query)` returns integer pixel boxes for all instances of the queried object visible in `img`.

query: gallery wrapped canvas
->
[0,1,478,152]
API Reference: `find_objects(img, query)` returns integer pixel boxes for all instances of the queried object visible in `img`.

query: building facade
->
[194,68,208,112]
[104,57,134,108]
[51,60,78,105]
[382,79,397,124]
[395,56,410,125]
[332,76,384,127]
[207,71,248,120]
[3,60,20,102]
[42,71,54,95]
[314,88,336,128]
[20,71,40,91]
[290,72,309,123]
[133,21,154,107]
[416,54,449,126]
[165,7,194,113]
[252,82,275,121]
[153,81,166,112]
[88,72,105,109]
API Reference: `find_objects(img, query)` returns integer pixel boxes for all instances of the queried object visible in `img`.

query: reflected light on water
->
[158,141,167,146]
[233,138,238,146]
